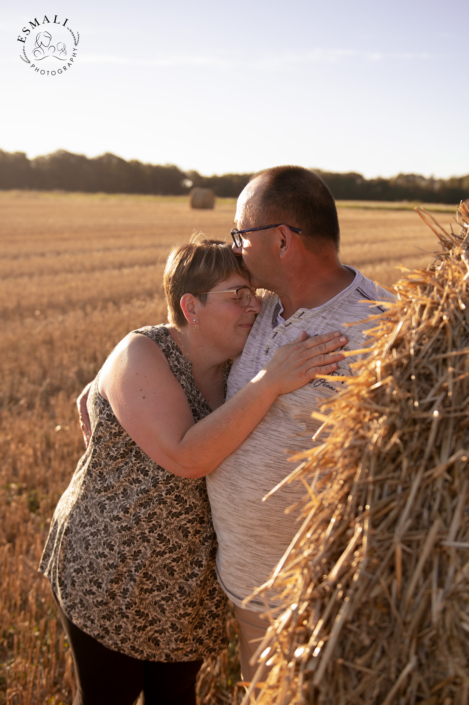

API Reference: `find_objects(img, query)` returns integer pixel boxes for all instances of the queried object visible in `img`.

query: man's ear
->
[180,293,197,324]
[277,225,293,259]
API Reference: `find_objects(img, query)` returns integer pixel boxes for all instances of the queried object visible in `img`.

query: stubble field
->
[0,190,456,703]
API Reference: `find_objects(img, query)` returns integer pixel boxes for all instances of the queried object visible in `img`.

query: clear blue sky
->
[1,0,467,178]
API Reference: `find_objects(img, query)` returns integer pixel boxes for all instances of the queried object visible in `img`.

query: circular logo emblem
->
[18,15,79,76]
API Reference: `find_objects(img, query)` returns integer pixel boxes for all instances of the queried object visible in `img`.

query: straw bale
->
[244,204,469,704]
[190,187,216,209]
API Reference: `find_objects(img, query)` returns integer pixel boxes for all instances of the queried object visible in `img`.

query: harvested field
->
[0,191,459,704]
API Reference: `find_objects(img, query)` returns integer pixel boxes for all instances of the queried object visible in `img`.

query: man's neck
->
[277,263,356,319]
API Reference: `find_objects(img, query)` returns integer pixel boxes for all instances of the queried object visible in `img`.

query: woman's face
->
[194,274,262,358]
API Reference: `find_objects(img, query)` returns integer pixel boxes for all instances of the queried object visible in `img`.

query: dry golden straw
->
[244,204,469,705]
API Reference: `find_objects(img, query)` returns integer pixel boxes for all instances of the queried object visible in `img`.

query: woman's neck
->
[168,325,226,410]
[169,325,223,369]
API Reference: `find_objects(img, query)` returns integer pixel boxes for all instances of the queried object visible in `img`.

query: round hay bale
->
[246,204,469,704]
[189,187,215,210]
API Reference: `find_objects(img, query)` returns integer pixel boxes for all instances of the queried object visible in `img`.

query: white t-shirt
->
[206,267,394,610]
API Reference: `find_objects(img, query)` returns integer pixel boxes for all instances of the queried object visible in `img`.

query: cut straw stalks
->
[196,602,243,705]
[243,203,469,705]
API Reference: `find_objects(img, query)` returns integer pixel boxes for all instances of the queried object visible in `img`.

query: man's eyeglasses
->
[197,286,256,308]
[230,224,303,248]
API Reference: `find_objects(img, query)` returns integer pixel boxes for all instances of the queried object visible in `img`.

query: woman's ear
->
[180,293,197,325]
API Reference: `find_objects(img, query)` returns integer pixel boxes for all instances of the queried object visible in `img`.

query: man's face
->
[232,177,275,289]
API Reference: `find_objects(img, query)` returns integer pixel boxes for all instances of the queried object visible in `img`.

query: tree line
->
[1,149,467,204]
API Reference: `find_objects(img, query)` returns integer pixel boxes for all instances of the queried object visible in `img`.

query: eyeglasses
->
[197,286,256,307]
[230,224,303,248]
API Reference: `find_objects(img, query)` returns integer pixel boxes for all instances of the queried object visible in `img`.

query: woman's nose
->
[247,294,262,313]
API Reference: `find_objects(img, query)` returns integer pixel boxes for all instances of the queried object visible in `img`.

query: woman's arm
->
[99,331,346,479]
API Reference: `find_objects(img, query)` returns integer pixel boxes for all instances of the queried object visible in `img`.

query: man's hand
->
[77,382,92,448]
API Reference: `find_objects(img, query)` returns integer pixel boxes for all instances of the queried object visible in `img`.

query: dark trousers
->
[53,593,203,705]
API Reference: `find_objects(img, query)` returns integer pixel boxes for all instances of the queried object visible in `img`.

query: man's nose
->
[231,242,243,255]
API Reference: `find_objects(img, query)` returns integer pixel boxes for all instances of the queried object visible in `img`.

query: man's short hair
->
[164,237,245,327]
[252,165,340,250]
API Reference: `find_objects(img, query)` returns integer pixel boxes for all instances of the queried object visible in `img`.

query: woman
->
[40,239,346,705]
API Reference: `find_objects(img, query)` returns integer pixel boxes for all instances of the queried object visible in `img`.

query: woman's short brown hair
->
[164,236,245,327]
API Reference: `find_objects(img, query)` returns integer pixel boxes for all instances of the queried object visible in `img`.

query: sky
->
[0,0,468,179]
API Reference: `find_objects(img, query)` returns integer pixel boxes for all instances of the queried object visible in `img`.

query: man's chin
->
[249,276,263,289]
[235,257,264,289]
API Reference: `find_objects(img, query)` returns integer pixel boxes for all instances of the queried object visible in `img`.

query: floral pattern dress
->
[40,325,228,661]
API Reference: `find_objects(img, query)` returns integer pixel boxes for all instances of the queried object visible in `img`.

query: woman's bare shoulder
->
[99,330,172,400]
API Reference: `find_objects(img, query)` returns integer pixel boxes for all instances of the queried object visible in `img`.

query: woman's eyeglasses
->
[230,224,303,248]
[197,286,256,307]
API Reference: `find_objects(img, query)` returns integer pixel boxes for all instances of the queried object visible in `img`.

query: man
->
[79,165,393,684]
[204,165,394,681]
